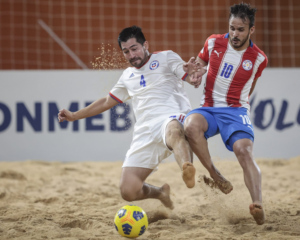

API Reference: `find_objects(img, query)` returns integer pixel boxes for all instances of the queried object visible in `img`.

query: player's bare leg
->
[120,167,174,209]
[165,120,195,188]
[184,114,233,194]
[233,139,264,225]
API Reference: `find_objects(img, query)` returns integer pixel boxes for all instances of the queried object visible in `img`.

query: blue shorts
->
[185,107,254,151]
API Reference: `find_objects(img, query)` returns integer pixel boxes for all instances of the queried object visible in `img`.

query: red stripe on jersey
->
[203,38,228,107]
[226,48,258,107]
[109,92,123,103]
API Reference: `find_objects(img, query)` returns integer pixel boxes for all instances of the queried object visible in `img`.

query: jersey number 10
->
[140,75,146,87]
[220,63,233,78]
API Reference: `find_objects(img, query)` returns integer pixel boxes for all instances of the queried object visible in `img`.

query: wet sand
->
[0,157,300,240]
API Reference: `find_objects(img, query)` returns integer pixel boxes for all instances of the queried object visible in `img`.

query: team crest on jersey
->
[149,60,159,70]
[242,60,253,71]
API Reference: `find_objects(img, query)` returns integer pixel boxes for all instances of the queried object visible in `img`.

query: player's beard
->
[129,51,149,68]
[230,32,250,49]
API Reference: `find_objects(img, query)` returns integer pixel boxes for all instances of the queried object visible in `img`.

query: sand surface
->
[0,157,300,240]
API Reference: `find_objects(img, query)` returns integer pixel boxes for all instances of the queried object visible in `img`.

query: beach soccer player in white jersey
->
[184,3,268,225]
[58,26,201,209]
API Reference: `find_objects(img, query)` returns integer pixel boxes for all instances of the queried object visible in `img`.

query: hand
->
[58,109,75,122]
[183,57,200,75]
[190,62,207,88]
[183,57,207,88]
[183,57,201,88]
[190,75,202,88]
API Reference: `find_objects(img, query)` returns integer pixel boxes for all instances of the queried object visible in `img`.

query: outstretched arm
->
[58,95,119,122]
[183,57,208,88]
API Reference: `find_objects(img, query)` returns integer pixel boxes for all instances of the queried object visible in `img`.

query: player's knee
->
[235,145,254,169]
[184,121,202,140]
[235,145,252,158]
[184,124,196,140]
[119,185,137,202]
[184,115,207,139]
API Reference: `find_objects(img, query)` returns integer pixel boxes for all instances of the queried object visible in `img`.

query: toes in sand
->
[200,175,233,194]
[159,184,174,210]
[249,203,265,225]
[182,162,196,188]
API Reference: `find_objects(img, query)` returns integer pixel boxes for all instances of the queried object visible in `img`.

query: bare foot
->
[182,162,196,188]
[210,168,233,194]
[201,175,233,194]
[213,178,233,194]
[159,184,174,210]
[249,203,265,225]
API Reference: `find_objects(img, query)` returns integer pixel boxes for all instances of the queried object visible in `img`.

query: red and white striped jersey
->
[198,33,268,111]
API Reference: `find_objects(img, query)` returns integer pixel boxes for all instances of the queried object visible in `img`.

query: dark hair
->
[229,2,257,28]
[118,26,146,49]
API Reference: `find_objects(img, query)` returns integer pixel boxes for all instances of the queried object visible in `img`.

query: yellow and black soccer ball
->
[114,205,148,238]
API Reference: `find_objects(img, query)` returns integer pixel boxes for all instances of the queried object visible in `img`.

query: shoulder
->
[206,33,228,41]
[252,43,268,65]
[152,50,181,60]
[253,44,267,59]
[203,34,228,49]
[122,68,131,75]
[152,50,171,54]
[119,67,132,80]
[152,50,174,57]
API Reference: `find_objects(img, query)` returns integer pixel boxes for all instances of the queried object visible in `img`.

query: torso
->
[110,51,192,126]
[199,33,267,111]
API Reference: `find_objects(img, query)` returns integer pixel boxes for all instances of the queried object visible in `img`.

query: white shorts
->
[122,113,186,169]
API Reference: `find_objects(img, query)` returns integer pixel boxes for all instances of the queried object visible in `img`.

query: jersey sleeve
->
[198,38,210,63]
[166,51,188,81]
[109,75,130,103]
[254,54,268,79]
[198,34,223,63]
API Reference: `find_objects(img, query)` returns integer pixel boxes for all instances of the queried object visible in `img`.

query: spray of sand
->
[198,175,251,224]
[91,43,129,70]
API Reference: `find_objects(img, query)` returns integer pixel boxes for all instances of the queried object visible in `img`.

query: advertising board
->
[0,69,299,161]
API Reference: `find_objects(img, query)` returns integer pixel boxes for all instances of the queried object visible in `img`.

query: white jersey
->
[109,50,192,129]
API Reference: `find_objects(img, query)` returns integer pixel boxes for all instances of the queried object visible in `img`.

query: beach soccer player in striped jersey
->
[58,26,202,209]
[184,3,268,225]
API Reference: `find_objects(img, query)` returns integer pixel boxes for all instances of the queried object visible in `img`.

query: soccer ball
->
[114,205,148,238]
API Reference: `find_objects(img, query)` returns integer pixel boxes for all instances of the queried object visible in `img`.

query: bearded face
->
[228,16,255,50]
[121,38,149,68]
